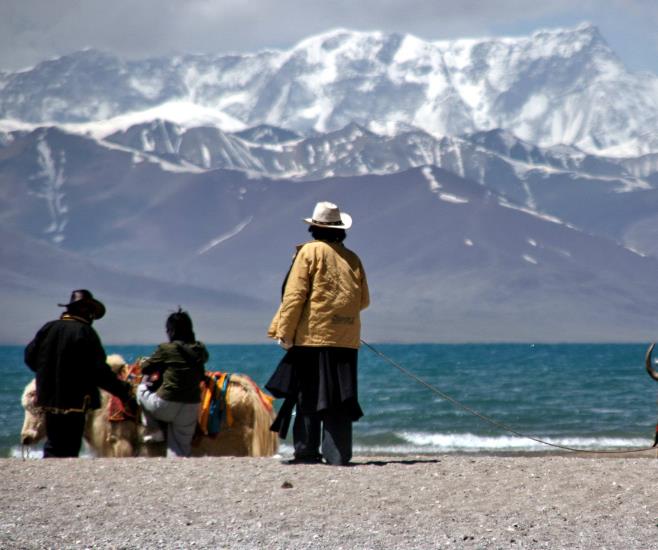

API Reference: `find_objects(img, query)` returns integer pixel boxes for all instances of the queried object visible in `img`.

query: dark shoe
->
[283,455,323,465]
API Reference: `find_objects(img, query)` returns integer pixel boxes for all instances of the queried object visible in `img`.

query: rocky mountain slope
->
[2,126,658,342]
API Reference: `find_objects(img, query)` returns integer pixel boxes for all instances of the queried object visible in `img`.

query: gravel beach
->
[1,454,657,549]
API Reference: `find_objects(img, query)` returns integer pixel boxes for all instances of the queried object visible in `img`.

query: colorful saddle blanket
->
[198,372,233,436]
[197,372,274,436]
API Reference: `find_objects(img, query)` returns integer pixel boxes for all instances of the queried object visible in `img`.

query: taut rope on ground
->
[361,340,656,455]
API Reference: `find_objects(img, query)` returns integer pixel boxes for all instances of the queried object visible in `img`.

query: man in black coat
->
[25,289,133,458]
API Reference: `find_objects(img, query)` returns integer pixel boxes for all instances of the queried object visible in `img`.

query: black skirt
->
[266,346,364,436]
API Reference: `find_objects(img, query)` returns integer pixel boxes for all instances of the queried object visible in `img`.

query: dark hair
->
[166,308,196,343]
[309,226,346,243]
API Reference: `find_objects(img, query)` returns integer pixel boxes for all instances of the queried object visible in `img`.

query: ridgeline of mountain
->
[1,24,658,157]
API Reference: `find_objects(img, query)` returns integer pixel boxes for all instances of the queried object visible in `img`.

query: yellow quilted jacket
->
[268,240,370,349]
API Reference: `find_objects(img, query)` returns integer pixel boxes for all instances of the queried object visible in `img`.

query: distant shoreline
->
[5,448,658,460]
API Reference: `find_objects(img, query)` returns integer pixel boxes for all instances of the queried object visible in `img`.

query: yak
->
[21,354,278,458]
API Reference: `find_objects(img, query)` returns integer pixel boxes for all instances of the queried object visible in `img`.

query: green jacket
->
[142,341,208,403]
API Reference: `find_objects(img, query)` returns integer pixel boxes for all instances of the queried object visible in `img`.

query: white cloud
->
[0,0,656,73]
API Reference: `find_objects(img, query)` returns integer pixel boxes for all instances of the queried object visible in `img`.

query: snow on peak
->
[65,101,245,139]
[0,24,655,156]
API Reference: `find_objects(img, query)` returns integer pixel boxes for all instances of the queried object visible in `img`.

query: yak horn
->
[645,343,658,381]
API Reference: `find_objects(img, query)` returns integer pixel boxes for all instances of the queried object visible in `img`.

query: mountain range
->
[2,23,658,157]
[2,24,658,343]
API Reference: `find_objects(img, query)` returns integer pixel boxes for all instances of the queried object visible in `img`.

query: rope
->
[361,340,657,455]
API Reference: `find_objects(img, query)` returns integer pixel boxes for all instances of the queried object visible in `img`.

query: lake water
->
[3,343,657,457]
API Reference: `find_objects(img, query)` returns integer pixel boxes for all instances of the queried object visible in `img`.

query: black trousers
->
[293,407,353,465]
[43,411,86,458]
[267,346,361,465]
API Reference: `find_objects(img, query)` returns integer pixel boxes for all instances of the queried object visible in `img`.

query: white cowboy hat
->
[303,201,352,230]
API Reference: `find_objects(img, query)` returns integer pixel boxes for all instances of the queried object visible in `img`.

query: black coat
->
[25,315,131,411]
[266,346,363,438]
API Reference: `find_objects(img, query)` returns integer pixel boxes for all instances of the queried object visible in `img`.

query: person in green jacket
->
[137,309,208,457]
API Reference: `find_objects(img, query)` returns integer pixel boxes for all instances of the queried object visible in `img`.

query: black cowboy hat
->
[58,289,106,320]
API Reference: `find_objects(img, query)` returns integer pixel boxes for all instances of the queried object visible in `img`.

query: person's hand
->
[278,338,293,350]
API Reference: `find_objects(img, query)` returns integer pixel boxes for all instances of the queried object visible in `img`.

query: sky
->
[1,0,657,75]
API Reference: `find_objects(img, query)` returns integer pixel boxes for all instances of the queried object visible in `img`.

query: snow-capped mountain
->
[4,122,658,257]
[1,24,658,157]
[98,120,658,253]
[110,119,636,183]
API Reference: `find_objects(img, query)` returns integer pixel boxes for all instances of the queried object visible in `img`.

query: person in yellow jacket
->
[266,201,369,465]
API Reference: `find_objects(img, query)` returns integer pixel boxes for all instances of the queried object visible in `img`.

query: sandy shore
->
[1,454,656,549]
